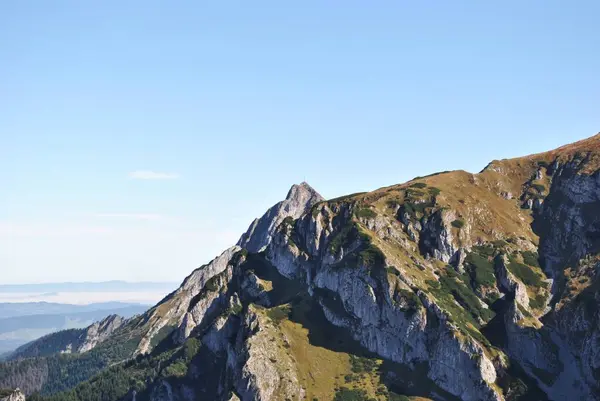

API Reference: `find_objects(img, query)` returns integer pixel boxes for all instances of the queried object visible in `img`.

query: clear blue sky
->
[1,1,598,284]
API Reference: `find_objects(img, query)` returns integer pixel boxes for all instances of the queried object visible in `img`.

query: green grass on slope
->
[507,260,544,288]
[426,267,495,350]
[464,252,496,289]
[269,294,456,401]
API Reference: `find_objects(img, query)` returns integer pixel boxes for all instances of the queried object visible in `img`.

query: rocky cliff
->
[6,134,600,401]
[0,389,25,401]
[237,181,324,252]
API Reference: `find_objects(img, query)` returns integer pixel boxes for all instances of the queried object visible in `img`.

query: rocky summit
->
[3,134,600,401]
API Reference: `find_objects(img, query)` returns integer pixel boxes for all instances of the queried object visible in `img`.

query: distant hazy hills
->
[0,281,177,294]
[0,281,177,356]
[0,280,178,310]
[0,302,148,356]
[0,301,146,319]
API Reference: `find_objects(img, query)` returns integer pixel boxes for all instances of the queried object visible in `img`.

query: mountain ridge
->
[4,133,600,401]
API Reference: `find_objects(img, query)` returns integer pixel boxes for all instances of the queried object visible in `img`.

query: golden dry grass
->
[279,314,386,401]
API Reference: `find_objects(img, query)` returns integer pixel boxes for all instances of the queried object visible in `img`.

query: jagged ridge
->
[5,133,600,401]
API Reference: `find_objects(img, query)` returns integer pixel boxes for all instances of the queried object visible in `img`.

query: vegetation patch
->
[521,251,540,268]
[329,224,360,256]
[530,184,546,194]
[451,219,465,229]
[438,275,494,323]
[386,266,400,277]
[393,288,423,317]
[400,184,439,220]
[281,216,301,248]
[529,294,547,310]
[427,271,495,349]
[204,275,221,292]
[517,303,533,319]
[428,187,441,196]
[333,387,373,401]
[162,360,188,377]
[231,248,249,266]
[329,223,385,270]
[355,207,377,219]
[464,251,496,289]
[409,182,427,189]
[473,244,498,258]
[507,260,544,288]
[266,305,291,325]
[281,216,295,228]
[350,355,378,373]
[402,201,435,218]
[358,244,386,268]
[24,336,181,400]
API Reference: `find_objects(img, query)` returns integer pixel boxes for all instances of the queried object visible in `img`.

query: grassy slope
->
[301,134,600,398]
[262,298,435,401]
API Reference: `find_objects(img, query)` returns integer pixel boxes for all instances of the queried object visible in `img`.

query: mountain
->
[9,314,127,360]
[0,389,25,401]
[4,134,600,401]
[0,303,147,356]
[237,182,325,252]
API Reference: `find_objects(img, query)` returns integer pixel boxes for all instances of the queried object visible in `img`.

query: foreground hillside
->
[3,134,600,401]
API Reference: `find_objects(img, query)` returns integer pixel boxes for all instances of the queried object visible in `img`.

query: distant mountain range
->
[0,302,148,356]
[0,281,178,306]
[0,301,146,319]
[0,281,177,293]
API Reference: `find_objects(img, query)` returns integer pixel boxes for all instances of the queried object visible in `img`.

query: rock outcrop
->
[0,389,25,401]
[237,182,324,252]
[8,313,128,360]
[77,314,125,352]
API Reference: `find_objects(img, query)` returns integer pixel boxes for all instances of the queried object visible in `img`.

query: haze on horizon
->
[2,1,599,284]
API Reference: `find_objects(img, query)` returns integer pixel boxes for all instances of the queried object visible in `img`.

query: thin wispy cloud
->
[128,170,180,180]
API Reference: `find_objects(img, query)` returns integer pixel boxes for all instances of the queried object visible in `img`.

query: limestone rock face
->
[237,182,324,253]
[264,205,502,401]
[233,307,302,401]
[136,246,240,354]
[0,390,25,401]
[521,160,600,399]
[77,314,125,353]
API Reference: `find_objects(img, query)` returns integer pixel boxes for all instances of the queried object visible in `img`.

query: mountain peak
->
[285,181,322,202]
[238,182,324,253]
